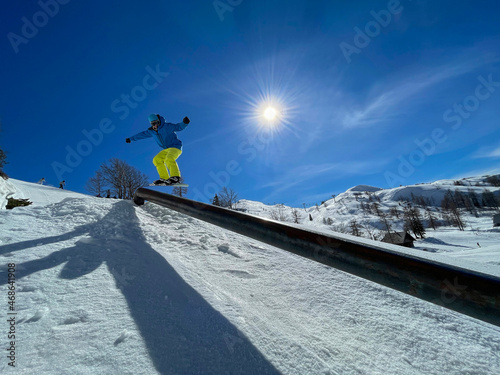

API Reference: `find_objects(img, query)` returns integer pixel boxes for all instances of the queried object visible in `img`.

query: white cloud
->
[341,52,500,128]
[470,146,500,159]
[486,147,500,158]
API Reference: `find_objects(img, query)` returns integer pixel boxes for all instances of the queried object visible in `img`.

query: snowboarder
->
[126,113,190,185]
[59,180,65,189]
[37,178,46,185]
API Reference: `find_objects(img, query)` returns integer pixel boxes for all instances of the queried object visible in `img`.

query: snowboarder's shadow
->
[0,200,280,374]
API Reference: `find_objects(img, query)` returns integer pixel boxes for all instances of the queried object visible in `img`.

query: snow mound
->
[0,178,91,208]
[0,177,16,209]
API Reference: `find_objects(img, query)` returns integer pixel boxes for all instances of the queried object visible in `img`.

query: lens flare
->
[227,54,304,141]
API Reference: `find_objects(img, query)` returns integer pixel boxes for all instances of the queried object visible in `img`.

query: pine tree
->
[0,146,7,178]
[0,147,6,169]
[212,194,221,206]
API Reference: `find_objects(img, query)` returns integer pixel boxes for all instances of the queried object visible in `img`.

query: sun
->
[263,106,278,121]
[252,99,286,132]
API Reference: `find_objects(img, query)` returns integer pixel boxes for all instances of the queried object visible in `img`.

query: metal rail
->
[134,188,500,327]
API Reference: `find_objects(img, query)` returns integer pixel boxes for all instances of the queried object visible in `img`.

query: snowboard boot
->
[153,178,170,185]
[164,176,181,185]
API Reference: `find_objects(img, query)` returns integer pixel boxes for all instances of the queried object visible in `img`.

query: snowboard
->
[149,182,189,187]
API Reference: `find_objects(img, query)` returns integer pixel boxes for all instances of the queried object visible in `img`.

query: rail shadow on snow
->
[0,200,281,375]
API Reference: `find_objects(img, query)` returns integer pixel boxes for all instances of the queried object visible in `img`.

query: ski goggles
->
[151,120,160,126]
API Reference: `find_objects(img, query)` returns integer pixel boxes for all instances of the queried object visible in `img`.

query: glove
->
[126,138,131,143]
[183,116,190,124]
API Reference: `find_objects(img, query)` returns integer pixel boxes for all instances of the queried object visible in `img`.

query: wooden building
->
[381,232,416,248]
[494,214,500,227]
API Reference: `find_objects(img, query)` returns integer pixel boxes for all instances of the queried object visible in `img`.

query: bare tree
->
[85,170,106,196]
[349,219,362,237]
[291,208,302,224]
[362,222,381,241]
[370,202,382,217]
[218,187,238,209]
[425,207,439,230]
[379,212,393,234]
[172,186,188,197]
[123,165,150,199]
[90,158,149,199]
[402,203,426,238]
[441,192,466,230]
[100,158,126,199]
[323,217,333,225]
[270,204,290,222]
[172,178,188,198]
[331,222,348,234]
[389,207,400,219]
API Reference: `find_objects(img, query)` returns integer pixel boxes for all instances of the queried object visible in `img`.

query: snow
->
[0,179,16,210]
[238,175,500,274]
[346,185,383,193]
[1,178,500,374]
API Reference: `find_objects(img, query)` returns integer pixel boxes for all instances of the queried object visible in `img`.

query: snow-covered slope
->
[238,175,500,269]
[0,178,16,209]
[0,179,91,210]
[1,178,500,374]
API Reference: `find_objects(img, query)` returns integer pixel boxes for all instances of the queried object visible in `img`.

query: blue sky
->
[2,0,499,206]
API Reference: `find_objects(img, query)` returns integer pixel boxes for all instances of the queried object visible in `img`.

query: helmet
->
[148,114,159,122]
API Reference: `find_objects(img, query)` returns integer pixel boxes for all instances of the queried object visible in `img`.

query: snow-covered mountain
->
[1,177,500,374]
[238,175,500,267]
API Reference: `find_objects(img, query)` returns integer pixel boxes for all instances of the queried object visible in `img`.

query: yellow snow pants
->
[152,148,182,179]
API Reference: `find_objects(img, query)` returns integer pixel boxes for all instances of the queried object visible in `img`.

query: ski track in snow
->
[0,179,499,374]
